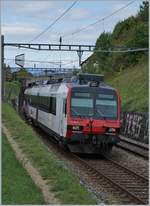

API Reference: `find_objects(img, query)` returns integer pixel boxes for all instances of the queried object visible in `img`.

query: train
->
[23,73,120,154]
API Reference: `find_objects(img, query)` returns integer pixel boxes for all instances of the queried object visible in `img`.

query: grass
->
[2,132,45,204]
[5,81,20,101]
[106,56,148,112]
[2,103,97,204]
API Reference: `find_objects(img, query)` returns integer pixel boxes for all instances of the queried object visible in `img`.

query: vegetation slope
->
[82,1,148,112]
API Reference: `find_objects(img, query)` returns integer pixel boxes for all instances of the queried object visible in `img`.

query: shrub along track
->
[32,125,149,205]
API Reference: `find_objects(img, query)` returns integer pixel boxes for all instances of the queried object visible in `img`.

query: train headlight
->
[72,125,82,131]
[108,128,116,132]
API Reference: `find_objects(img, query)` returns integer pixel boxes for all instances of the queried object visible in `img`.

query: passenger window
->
[63,99,67,116]
[50,97,56,115]
[29,96,32,105]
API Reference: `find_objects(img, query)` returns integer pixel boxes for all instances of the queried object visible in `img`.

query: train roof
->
[24,73,117,95]
[24,81,116,96]
[69,82,115,91]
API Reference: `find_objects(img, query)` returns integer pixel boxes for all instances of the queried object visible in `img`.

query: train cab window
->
[71,90,118,120]
[63,99,67,116]
[71,92,93,117]
[50,97,56,115]
[95,93,118,119]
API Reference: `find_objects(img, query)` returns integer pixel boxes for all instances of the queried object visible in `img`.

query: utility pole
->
[1,35,5,101]
[77,50,83,66]
[59,36,62,45]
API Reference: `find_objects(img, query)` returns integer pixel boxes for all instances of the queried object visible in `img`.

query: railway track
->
[72,154,148,205]
[117,135,149,159]
[26,121,149,204]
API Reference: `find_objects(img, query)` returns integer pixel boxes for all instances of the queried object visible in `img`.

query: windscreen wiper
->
[71,108,83,118]
[95,109,106,120]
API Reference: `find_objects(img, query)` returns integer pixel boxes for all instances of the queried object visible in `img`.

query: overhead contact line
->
[29,0,78,43]
[63,0,136,38]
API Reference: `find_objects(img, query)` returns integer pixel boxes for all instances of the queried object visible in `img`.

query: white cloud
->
[12,1,56,13]
[2,24,41,36]
[78,33,98,42]
[69,8,90,20]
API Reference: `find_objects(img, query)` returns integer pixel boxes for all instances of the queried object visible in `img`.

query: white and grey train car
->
[24,83,68,139]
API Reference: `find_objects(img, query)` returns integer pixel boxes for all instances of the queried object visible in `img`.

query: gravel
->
[34,128,149,204]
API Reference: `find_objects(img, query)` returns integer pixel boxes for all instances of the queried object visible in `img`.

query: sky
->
[1,0,144,70]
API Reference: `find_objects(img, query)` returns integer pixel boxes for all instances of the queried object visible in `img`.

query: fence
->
[121,112,149,144]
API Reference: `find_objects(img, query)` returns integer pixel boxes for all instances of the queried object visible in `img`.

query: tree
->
[15,68,33,80]
[6,64,13,81]
[94,32,112,72]
[81,1,148,75]
[138,1,149,22]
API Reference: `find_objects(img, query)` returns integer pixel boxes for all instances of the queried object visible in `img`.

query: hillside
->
[82,1,148,112]
[106,56,148,112]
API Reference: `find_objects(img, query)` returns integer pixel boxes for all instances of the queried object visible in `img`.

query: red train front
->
[65,74,120,154]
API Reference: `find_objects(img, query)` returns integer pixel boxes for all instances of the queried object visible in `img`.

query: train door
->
[58,97,67,137]
[61,98,67,137]
[36,92,39,123]
[57,94,63,136]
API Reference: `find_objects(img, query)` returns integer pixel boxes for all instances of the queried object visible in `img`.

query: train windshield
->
[71,91,118,119]
[95,94,118,119]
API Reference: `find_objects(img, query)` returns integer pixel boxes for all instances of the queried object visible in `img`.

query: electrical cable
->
[94,48,148,53]
[5,58,62,65]
[63,0,136,37]
[29,0,78,43]
[4,58,82,65]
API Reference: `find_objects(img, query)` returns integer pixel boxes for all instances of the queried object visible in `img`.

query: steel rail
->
[23,116,148,204]
[117,138,148,159]
[72,153,148,205]
[103,155,148,182]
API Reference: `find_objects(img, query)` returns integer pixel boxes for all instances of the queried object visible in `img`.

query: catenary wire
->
[94,48,148,53]
[29,0,78,43]
[62,0,137,38]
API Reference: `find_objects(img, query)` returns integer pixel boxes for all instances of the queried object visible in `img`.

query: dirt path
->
[2,125,60,204]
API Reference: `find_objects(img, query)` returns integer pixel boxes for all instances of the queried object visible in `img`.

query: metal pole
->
[18,79,26,116]
[1,35,5,101]
[77,50,83,66]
